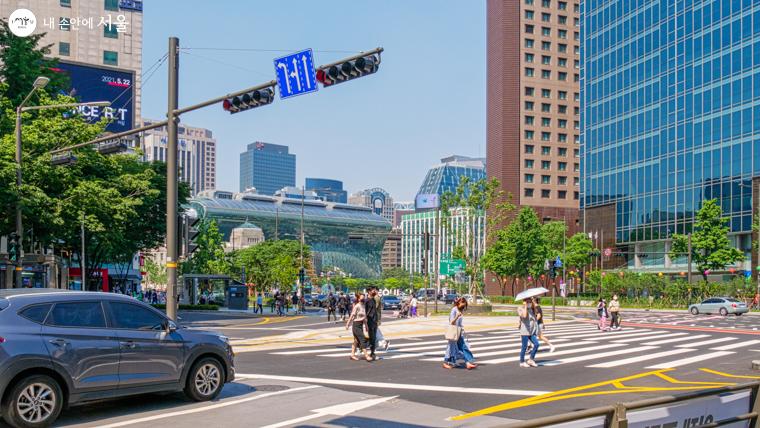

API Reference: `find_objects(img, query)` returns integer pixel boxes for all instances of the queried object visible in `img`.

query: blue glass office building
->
[239,142,296,195]
[416,155,487,201]
[582,0,760,270]
[305,178,348,203]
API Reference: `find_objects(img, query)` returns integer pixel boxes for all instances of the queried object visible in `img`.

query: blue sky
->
[142,1,486,201]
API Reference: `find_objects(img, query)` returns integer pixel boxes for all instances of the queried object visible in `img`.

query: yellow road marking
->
[450,369,735,421]
[700,368,760,379]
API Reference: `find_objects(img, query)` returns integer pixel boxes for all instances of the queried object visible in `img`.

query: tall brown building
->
[487,0,581,227]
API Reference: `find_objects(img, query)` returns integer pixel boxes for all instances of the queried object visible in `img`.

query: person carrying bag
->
[442,298,477,370]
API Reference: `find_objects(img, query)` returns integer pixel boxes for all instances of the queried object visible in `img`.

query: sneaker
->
[527,359,538,367]
[549,344,556,354]
[442,362,454,369]
[520,362,530,368]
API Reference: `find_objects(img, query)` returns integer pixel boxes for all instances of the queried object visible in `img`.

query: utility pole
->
[687,232,692,304]
[14,107,23,289]
[424,229,430,317]
[165,36,180,321]
[434,207,440,314]
[80,212,86,291]
[299,186,305,301]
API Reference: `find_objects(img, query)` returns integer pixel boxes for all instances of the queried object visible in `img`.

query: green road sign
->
[440,259,465,275]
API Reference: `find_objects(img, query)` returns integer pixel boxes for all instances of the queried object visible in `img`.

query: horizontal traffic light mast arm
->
[317,47,384,70]
[49,120,169,155]
[174,79,277,116]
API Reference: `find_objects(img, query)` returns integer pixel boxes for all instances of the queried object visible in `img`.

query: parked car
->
[382,295,401,310]
[0,289,235,428]
[315,294,328,307]
[689,297,749,316]
[303,294,314,306]
[443,293,459,305]
[461,294,488,305]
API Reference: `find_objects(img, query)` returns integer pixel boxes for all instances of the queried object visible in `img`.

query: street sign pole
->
[166,36,179,321]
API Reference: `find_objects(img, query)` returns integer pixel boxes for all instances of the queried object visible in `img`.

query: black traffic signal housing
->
[316,54,379,87]
[222,87,275,114]
[179,212,201,258]
[298,267,305,284]
[8,233,19,263]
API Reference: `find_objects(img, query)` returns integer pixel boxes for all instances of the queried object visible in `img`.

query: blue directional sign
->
[554,256,563,268]
[273,49,318,99]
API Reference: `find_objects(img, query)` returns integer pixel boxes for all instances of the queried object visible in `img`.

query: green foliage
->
[230,239,310,291]
[182,219,229,275]
[143,257,167,287]
[565,233,594,270]
[670,199,745,280]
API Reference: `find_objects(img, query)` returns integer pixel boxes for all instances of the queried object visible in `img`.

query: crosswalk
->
[267,323,760,369]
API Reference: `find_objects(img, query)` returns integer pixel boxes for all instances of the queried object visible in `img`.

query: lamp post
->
[14,75,110,287]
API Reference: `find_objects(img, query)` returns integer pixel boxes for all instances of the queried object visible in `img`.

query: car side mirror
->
[166,320,178,333]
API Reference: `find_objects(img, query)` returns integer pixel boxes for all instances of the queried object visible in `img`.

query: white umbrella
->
[514,287,549,302]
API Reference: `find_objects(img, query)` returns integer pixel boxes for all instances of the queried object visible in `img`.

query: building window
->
[525,174,534,183]
[525,53,534,62]
[558,176,568,185]
[574,149,579,158]
[541,189,551,198]
[541,103,551,112]
[525,116,535,125]
[541,55,551,65]
[574,106,580,115]
[558,15,567,24]
[541,89,551,98]
[525,145,535,154]
[542,0,551,6]
[525,39,535,48]
[574,31,579,41]
[541,117,551,127]
[558,133,568,142]
[558,105,568,114]
[525,87,535,96]
[574,18,580,27]
[525,0,534,4]
[558,147,567,156]
[541,175,551,184]
[574,4,579,12]
[558,72,567,81]
[574,177,580,185]
[105,0,119,11]
[59,17,71,31]
[574,59,580,69]
[558,29,568,39]
[103,50,118,66]
[525,101,534,110]
[574,73,580,82]
[541,41,551,50]
[574,45,580,54]
[574,120,580,129]
[573,191,579,200]
[558,190,567,199]
[525,24,535,34]
[541,160,551,170]
[525,130,535,139]
[541,13,551,22]
[558,43,568,53]
[558,91,567,100]
[541,132,551,141]
[541,146,551,155]
[558,1,567,9]
[558,162,567,171]
[525,68,535,77]
[60,0,71,7]
[525,159,535,169]
[574,134,579,143]
[525,188,534,197]
[559,119,568,128]
[104,23,118,38]
[574,163,579,172]
[541,27,551,37]
[558,58,567,67]
[58,42,70,56]
[525,10,534,19]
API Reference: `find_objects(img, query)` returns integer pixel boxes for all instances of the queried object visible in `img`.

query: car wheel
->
[719,307,728,316]
[185,357,224,402]
[690,307,699,315]
[736,312,743,316]
[3,375,63,428]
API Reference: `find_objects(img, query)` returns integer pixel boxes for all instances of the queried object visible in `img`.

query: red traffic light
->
[222,87,275,114]
[316,54,379,88]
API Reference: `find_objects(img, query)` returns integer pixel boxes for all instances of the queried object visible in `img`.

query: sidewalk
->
[230,315,570,352]
[491,303,760,316]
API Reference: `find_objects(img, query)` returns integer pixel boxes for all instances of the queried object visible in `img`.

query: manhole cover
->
[255,385,290,392]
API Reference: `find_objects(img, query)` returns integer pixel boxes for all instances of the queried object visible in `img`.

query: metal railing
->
[499,381,760,428]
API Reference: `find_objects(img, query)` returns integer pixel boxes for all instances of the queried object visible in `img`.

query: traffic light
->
[316,54,380,87]
[179,211,201,257]
[420,257,427,276]
[51,152,77,166]
[222,87,275,114]
[298,267,305,284]
[8,233,19,263]
[97,140,129,155]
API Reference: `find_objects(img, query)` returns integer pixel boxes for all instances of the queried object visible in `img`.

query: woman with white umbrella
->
[515,287,546,368]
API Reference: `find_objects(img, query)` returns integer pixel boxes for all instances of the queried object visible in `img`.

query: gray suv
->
[0,289,235,428]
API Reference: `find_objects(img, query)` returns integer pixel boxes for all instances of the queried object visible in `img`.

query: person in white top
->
[410,296,418,317]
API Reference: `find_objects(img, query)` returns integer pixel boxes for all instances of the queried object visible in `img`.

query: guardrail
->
[499,381,760,428]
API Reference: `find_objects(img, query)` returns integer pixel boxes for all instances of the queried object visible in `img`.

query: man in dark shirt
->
[365,286,380,360]
[327,293,337,322]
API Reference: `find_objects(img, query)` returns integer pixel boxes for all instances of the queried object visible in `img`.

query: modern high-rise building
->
[393,201,415,228]
[416,155,487,201]
[305,178,348,203]
[1,0,144,123]
[487,0,581,227]
[142,120,216,196]
[239,142,296,196]
[348,188,395,223]
[581,0,760,271]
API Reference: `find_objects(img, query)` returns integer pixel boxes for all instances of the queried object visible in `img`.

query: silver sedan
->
[689,297,749,316]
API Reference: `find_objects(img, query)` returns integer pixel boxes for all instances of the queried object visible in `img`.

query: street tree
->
[565,233,594,272]
[480,228,517,296]
[143,257,167,289]
[232,240,310,292]
[670,199,745,281]
[182,219,229,275]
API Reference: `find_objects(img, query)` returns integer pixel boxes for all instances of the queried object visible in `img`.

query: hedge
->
[151,304,220,311]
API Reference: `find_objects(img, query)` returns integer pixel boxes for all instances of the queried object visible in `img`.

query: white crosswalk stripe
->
[265,323,753,370]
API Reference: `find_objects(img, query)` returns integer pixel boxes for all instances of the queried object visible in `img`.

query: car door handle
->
[120,341,137,349]
[48,338,68,347]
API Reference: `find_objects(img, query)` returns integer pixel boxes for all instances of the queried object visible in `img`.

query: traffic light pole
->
[14,108,23,288]
[166,37,180,321]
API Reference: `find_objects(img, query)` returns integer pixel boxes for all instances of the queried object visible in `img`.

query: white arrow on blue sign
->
[273,49,318,99]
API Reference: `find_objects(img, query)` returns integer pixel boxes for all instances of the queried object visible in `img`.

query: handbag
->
[445,324,462,341]
[362,322,370,339]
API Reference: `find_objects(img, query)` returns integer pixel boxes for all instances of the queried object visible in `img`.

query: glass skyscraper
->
[582,0,760,270]
[305,178,348,203]
[416,155,487,200]
[239,142,296,196]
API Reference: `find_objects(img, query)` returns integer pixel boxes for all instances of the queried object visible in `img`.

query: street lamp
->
[14,76,110,287]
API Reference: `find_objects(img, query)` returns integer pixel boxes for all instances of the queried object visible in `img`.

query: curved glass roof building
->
[187,192,392,278]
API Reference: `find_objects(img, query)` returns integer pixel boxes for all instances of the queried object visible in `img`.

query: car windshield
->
[384,296,399,301]
[725,298,741,303]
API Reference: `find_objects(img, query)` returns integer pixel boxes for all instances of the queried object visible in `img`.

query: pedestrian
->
[609,294,621,330]
[292,293,299,314]
[346,292,372,362]
[327,293,337,322]
[410,295,418,317]
[518,298,540,368]
[443,297,477,370]
[338,293,349,321]
[276,292,285,316]
[531,297,555,353]
[365,287,380,360]
[255,292,264,314]
[270,293,277,314]
[752,293,760,310]
[597,298,609,331]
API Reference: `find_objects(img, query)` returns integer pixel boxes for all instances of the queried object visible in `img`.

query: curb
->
[492,304,760,316]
